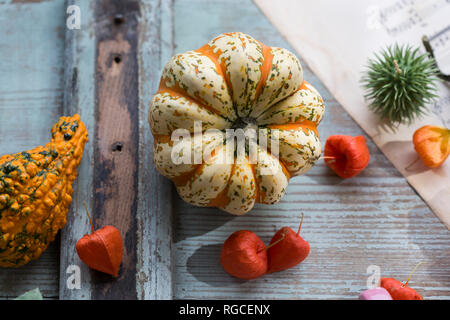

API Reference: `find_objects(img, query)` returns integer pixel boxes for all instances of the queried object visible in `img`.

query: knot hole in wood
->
[113,54,122,64]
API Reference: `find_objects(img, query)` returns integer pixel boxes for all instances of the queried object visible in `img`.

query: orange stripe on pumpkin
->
[249,163,261,203]
[208,163,235,208]
[250,156,290,204]
[268,119,319,137]
[171,146,222,186]
[253,42,274,107]
[196,44,233,99]
[262,144,293,180]
[279,159,292,181]
[298,80,309,91]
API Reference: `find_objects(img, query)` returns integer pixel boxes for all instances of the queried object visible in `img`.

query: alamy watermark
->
[366,265,381,289]
[66,264,81,290]
[66,5,81,30]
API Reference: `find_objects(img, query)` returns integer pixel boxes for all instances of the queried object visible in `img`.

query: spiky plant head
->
[361,44,439,125]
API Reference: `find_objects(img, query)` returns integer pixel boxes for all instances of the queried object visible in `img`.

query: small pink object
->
[359,287,393,300]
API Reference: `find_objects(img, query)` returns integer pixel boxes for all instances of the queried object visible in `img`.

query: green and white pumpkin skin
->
[149,32,325,215]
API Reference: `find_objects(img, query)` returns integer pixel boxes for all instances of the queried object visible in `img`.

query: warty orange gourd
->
[0,114,88,267]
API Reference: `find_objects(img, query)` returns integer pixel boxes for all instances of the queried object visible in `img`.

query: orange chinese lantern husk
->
[413,125,450,168]
[76,225,123,277]
[267,226,310,273]
[220,230,268,280]
[380,278,423,300]
[324,135,370,178]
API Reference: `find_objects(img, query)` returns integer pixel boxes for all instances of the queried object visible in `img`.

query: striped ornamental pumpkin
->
[149,32,325,215]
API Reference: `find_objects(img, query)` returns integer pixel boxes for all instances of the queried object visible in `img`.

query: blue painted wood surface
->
[0,0,448,300]
[60,0,174,300]
[137,0,175,300]
[166,0,450,299]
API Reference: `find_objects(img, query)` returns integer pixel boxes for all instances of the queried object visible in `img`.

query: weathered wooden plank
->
[137,0,174,300]
[0,242,59,299]
[0,0,65,299]
[61,0,175,300]
[61,0,143,300]
[59,0,96,300]
[2,0,447,301]
[169,0,450,299]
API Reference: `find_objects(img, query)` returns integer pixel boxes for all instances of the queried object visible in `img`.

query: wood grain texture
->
[61,0,142,299]
[137,0,174,300]
[61,0,144,300]
[61,0,175,300]
[165,0,450,299]
[0,0,65,299]
[91,0,140,299]
[1,0,448,301]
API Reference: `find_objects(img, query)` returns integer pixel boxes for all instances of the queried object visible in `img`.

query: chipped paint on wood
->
[61,0,174,300]
[11,0,50,3]
[168,0,450,299]
[59,0,96,300]
[136,0,174,300]
[0,0,449,300]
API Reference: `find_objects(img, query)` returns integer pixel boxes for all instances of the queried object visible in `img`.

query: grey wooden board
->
[159,0,450,299]
[59,0,96,300]
[0,0,65,299]
[137,0,174,300]
[59,0,174,300]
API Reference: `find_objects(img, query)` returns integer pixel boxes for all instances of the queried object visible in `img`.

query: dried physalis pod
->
[324,135,370,178]
[359,288,393,300]
[0,114,88,267]
[75,203,123,277]
[381,278,423,300]
[220,230,268,280]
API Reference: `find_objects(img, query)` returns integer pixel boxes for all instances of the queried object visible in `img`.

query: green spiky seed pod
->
[361,44,439,125]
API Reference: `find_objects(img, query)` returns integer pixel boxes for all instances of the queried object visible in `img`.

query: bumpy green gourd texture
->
[362,44,439,125]
[0,115,88,267]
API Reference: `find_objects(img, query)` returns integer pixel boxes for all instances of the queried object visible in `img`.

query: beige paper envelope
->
[254,0,450,228]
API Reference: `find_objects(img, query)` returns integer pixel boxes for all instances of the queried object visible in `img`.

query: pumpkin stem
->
[321,156,337,163]
[259,230,287,253]
[403,261,424,287]
[83,201,95,234]
[297,212,304,236]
